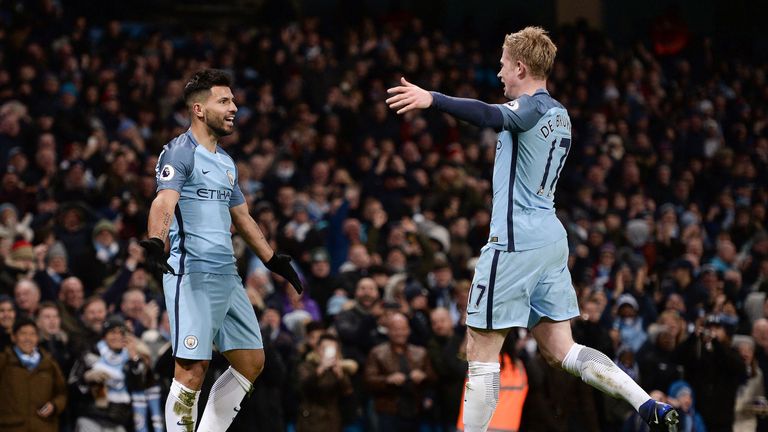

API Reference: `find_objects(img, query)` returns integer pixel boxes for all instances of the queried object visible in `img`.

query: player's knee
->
[236,350,265,382]
[540,347,564,369]
[175,359,210,389]
[466,328,506,362]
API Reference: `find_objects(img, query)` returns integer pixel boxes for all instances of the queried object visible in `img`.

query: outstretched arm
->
[386,77,504,130]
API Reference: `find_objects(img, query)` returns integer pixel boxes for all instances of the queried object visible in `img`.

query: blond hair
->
[502,26,557,79]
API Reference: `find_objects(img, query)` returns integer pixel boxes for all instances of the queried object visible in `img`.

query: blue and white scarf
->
[13,346,41,370]
[95,340,131,404]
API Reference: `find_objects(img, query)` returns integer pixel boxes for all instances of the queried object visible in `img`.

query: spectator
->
[0,295,15,350]
[677,314,746,430]
[733,335,765,432]
[637,311,686,393]
[667,381,707,432]
[36,301,74,375]
[0,317,67,432]
[305,247,341,320]
[57,276,85,339]
[14,279,41,318]
[334,277,382,368]
[69,316,141,432]
[364,312,436,432]
[296,334,354,432]
[426,307,467,432]
[33,241,71,300]
[611,294,648,353]
[75,297,107,352]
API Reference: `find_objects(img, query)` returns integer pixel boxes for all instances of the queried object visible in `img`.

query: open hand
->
[386,77,433,114]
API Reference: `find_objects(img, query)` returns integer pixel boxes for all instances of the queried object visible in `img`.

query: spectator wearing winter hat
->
[32,241,71,302]
[306,247,342,320]
[87,219,122,290]
[611,294,648,353]
[69,315,142,432]
[404,280,431,347]
[667,380,707,432]
[5,239,35,277]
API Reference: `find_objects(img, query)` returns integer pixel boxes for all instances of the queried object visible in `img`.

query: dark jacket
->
[425,331,467,427]
[676,334,747,431]
[364,342,436,417]
[0,347,67,432]
[296,352,353,432]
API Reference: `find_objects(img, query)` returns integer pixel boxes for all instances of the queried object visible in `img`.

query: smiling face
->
[194,85,237,138]
[13,324,39,354]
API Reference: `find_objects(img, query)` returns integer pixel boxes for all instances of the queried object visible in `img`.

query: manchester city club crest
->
[226,170,234,186]
[184,335,198,350]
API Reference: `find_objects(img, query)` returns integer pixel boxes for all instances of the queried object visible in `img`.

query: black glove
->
[265,253,303,294]
[139,238,174,275]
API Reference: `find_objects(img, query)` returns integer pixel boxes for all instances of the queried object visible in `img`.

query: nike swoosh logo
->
[177,420,194,426]
[467,311,479,315]
[652,409,659,424]
[234,407,240,412]
[202,169,210,174]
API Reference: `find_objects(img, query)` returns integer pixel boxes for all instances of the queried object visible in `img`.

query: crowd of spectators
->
[0,1,767,431]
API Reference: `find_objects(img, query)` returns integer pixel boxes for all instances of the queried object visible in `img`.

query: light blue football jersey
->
[489,89,572,252]
[155,130,245,274]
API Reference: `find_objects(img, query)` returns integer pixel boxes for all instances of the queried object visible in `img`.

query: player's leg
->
[463,246,532,432]
[167,358,208,431]
[163,273,215,432]
[197,274,265,432]
[529,238,678,431]
[532,320,678,430]
[463,327,508,432]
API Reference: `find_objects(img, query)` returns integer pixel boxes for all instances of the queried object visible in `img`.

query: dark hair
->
[305,320,325,334]
[0,294,13,306]
[318,333,339,345]
[82,295,106,311]
[37,301,59,315]
[13,317,37,334]
[183,69,232,105]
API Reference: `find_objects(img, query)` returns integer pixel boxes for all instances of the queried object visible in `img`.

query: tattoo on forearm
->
[159,211,171,239]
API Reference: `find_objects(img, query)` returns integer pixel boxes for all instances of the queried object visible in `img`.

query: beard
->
[205,113,234,137]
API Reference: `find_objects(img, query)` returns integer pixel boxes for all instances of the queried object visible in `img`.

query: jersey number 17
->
[537,137,571,198]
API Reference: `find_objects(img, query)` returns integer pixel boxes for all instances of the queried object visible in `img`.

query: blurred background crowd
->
[0,0,767,431]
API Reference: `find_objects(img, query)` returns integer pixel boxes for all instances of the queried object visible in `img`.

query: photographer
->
[296,334,354,432]
[677,313,747,430]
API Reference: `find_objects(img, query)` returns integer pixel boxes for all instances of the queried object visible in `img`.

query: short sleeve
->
[229,175,246,208]
[495,95,542,132]
[156,139,194,193]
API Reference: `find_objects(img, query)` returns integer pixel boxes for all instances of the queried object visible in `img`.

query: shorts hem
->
[465,318,528,331]
[218,343,263,352]
[173,352,213,361]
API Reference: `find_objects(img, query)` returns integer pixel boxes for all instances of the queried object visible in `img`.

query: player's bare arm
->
[147,189,180,242]
[229,203,273,262]
[230,203,304,294]
[140,189,178,274]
